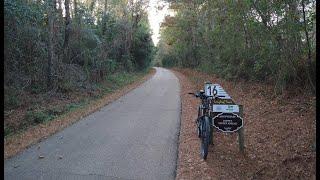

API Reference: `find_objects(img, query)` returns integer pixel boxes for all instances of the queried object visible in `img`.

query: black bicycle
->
[188,90,212,160]
[189,89,228,160]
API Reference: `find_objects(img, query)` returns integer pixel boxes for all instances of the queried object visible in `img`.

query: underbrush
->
[106,72,140,88]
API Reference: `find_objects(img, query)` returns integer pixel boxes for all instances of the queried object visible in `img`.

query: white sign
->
[204,83,214,96]
[204,83,231,99]
[212,104,239,113]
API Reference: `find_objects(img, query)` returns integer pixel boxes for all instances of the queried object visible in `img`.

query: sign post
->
[238,105,244,152]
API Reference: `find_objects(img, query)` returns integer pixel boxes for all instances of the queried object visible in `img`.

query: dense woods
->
[4,0,154,135]
[4,0,154,109]
[156,0,316,94]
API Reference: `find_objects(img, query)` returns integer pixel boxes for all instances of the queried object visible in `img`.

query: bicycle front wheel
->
[200,116,211,160]
[197,106,203,138]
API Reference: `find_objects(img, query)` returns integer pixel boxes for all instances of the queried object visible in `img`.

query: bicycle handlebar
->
[188,92,226,99]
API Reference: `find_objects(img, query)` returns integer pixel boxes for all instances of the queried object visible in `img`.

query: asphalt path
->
[4,67,181,180]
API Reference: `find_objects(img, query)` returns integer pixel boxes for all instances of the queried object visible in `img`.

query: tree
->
[63,0,71,63]
[47,0,55,89]
[157,0,316,94]
[102,0,108,35]
[4,0,154,93]
[301,0,315,94]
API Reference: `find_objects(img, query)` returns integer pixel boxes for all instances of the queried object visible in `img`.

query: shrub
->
[25,110,54,124]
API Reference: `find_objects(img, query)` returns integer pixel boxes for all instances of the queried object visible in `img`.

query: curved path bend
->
[4,67,181,180]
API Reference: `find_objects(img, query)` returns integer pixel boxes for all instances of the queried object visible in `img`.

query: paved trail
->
[4,67,181,180]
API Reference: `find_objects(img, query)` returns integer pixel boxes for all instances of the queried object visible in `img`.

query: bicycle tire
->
[197,106,202,138]
[200,116,211,160]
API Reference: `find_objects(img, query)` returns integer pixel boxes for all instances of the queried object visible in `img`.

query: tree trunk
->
[301,0,315,94]
[63,0,71,63]
[90,0,96,13]
[53,0,57,10]
[58,0,62,11]
[47,0,55,89]
[128,0,134,55]
[102,0,108,35]
[73,0,78,23]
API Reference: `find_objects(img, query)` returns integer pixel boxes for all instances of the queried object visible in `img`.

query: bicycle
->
[188,90,217,160]
[189,82,242,160]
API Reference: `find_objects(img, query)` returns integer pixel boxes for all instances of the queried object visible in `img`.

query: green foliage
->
[25,110,55,125]
[30,83,46,94]
[132,20,155,70]
[161,54,177,68]
[4,0,154,101]
[158,0,316,94]
[65,103,85,112]
[25,103,84,126]
[47,106,65,116]
[5,0,47,90]
[4,91,20,110]
[58,80,74,93]
[106,59,118,74]
[106,72,138,88]
[4,0,155,137]
[4,126,14,137]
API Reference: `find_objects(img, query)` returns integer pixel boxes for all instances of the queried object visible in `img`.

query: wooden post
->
[238,105,244,153]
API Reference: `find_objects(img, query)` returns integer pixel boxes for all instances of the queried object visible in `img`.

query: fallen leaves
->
[172,68,316,180]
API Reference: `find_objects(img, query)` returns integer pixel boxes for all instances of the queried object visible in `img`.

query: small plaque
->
[212,112,243,132]
[212,98,234,104]
[212,104,239,113]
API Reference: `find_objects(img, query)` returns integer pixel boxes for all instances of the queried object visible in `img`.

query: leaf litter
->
[172,68,316,180]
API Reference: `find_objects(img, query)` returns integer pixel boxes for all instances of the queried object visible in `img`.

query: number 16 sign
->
[204,82,231,99]
[204,82,216,97]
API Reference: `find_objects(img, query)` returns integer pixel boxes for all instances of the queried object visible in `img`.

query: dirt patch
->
[172,68,316,180]
[4,69,156,159]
